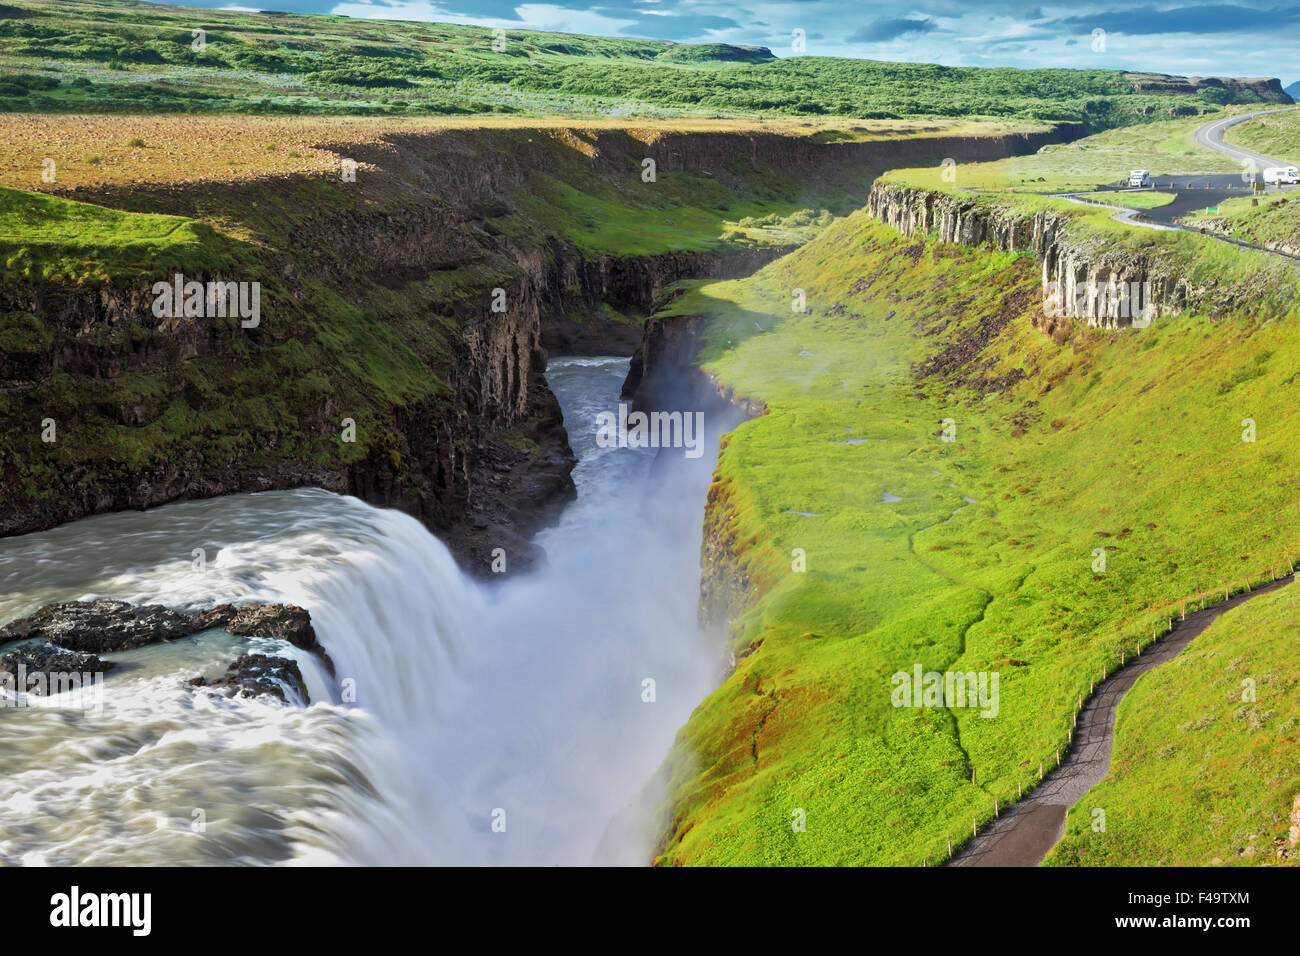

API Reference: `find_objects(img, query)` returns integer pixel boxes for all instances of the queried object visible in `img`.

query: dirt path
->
[950,574,1293,867]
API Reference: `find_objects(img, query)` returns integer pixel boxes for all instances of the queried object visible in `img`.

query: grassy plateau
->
[0,0,1287,124]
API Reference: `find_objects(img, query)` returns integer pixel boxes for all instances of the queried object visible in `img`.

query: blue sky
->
[157,1,1298,87]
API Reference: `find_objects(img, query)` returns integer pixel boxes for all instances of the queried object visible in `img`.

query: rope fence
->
[925,551,1297,866]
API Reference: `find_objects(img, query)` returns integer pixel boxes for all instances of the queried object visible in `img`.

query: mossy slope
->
[653,210,1300,865]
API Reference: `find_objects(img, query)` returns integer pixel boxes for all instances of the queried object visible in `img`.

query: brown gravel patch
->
[0,113,1023,192]
[0,114,403,191]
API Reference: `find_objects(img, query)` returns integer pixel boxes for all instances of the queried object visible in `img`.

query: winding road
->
[1055,106,1300,257]
[951,575,1294,867]
[1193,106,1298,171]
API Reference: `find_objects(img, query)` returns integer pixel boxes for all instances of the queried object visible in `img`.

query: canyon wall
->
[1,122,1082,571]
[866,181,1210,331]
[618,309,769,660]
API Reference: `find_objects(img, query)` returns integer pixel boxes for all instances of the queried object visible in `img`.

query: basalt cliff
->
[1,123,1082,572]
[864,181,1294,334]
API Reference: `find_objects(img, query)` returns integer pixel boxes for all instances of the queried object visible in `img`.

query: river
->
[0,356,736,865]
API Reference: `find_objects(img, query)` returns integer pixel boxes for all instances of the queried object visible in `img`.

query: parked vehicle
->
[1127,169,1152,187]
[1263,166,1299,185]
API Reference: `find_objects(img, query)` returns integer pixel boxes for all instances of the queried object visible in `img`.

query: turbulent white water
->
[0,356,734,866]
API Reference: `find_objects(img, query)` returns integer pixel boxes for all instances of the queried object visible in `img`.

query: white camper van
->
[1128,169,1152,187]
[1263,166,1299,185]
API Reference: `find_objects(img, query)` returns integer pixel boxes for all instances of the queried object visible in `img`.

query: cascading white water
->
[0,357,735,866]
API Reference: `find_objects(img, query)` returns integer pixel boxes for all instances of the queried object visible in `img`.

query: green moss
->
[0,185,236,283]
[0,310,52,352]
[654,210,1300,866]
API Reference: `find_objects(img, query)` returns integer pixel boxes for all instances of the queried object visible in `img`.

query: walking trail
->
[950,575,1293,866]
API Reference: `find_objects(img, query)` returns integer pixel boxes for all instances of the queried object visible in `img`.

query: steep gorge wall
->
[619,309,771,663]
[637,125,1082,175]
[866,181,1203,332]
[1,122,1085,570]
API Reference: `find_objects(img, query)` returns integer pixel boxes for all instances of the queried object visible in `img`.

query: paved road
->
[1193,106,1298,172]
[1055,181,1260,229]
[1064,109,1300,241]
[950,575,1294,867]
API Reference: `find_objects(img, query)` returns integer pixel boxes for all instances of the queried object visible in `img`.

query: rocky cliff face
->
[0,256,570,574]
[540,244,794,355]
[637,127,1083,174]
[2,122,1087,572]
[1121,73,1293,104]
[866,181,1213,331]
[619,309,769,647]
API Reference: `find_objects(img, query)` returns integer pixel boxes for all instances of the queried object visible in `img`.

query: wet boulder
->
[188,654,309,704]
[192,603,319,650]
[0,599,193,653]
[1,642,114,688]
[0,599,320,654]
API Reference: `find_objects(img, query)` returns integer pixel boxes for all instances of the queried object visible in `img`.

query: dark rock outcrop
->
[618,310,769,639]
[1120,73,1292,103]
[867,181,1213,327]
[0,598,320,654]
[192,603,318,650]
[188,653,308,704]
[1,642,113,684]
[0,599,195,653]
[539,246,794,356]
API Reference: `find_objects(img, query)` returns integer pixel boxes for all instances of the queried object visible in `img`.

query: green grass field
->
[1076,190,1175,209]
[0,185,234,282]
[650,208,1300,865]
[1181,190,1300,251]
[0,0,1285,124]
[1049,581,1300,867]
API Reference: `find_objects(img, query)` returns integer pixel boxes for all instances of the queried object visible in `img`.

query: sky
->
[154,1,1299,87]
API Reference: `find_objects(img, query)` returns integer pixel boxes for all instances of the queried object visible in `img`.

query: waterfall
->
[0,357,736,866]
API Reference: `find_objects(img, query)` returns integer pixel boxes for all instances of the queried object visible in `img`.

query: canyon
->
[0,121,1081,574]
